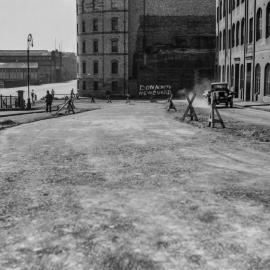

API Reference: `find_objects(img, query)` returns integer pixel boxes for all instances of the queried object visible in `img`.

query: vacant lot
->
[0,102,270,270]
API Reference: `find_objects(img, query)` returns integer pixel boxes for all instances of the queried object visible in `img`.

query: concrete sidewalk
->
[0,109,45,118]
[234,100,270,112]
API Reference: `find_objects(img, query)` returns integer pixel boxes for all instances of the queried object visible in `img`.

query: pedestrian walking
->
[31,90,35,104]
[45,90,53,113]
[167,94,177,112]
[51,89,55,99]
[106,91,112,103]
[91,95,96,103]
[70,88,75,98]
[66,98,75,114]
[126,93,131,104]
[35,94,37,101]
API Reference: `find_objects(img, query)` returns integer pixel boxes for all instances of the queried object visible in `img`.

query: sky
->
[0,0,76,52]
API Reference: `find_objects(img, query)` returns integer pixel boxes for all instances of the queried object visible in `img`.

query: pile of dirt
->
[0,119,17,131]
[215,186,270,208]
[97,249,159,270]
[175,105,270,143]
[0,120,16,126]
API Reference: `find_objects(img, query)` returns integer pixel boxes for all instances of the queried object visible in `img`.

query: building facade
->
[77,0,128,97]
[0,63,38,83]
[0,50,63,88]
[77,0,216,97]
[216,0,270,102]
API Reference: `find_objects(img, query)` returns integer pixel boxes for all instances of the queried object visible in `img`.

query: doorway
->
[235,64,240,98]
[246,63,252,101]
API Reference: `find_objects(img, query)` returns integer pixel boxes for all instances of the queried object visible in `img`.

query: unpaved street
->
[0,102,270,270]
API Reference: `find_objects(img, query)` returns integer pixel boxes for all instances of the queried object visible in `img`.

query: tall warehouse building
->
[216,0,270,102]
[77,0,216,97]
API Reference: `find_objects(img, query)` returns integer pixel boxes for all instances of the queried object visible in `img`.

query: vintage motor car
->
[203,82,234,108]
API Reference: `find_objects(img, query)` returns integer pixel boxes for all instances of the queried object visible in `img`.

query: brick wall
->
[129,0,216,77]
[129,13,216,96]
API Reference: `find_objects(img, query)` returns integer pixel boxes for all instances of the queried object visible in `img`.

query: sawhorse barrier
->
[182,93,198,122]
[56,98,75,115]
[208,92,225,128]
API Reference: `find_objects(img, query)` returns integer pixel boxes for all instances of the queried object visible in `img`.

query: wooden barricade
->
[56,97,75,115]
[208,92,225,128]
[182,93,198,121]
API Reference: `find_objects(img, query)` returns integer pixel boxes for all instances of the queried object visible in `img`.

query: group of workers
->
[45,88,76,113]
[44,89,177,113]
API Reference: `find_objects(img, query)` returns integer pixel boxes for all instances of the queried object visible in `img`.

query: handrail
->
[0,94,19,109]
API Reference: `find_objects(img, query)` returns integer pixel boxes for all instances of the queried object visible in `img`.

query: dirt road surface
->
[0,102,270,270]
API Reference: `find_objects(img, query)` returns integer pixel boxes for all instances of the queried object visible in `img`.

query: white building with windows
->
[0,63,38,82]
[217,0,270,102]
[77,0,128,97]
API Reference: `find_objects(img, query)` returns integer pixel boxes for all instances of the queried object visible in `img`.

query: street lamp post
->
[26,34,34,110]
[143,0,147,66]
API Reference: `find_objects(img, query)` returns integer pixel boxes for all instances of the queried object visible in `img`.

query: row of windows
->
[78,39,119,54]
[81,60,119,75]
[78,17,119,34]
[77,0,120,14]
[218,3,270,51]
[217,0,245,22]
[81,80,119,92]
[218,63,270,96]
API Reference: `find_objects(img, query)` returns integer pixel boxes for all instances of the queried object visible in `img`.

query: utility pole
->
[26,34,33,110]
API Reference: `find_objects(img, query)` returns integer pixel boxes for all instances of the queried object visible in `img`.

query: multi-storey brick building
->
[216,0,270,102]
[77,0,128,97]
[77,0,216,97]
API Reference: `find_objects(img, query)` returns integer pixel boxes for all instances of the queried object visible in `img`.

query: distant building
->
[62,52,77,81]
[0,50,76,88]
[77,0,216,98]
[216,0,270,102]
[0,62,38,84]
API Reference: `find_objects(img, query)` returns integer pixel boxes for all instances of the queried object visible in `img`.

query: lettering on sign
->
[139,85,172,96]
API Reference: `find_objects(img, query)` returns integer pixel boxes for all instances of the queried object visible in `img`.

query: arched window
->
[241,18,245,45]
[222,65,225,82]
[229,29,231,48]
[256,8,262,41]
[236,21,240,46]
[232,24,235,47]
[220,1,223,20]
[111,60,119,74]
[231,65,234,87]
[266,3,270,38]
[255,64,261,97]
[220,31,222,50]
[82,0,85,13]
[223,29,226,50]
[240,64,244,98]
[82,61,86,74]
[265,64,270,96]
[82,40,86,53]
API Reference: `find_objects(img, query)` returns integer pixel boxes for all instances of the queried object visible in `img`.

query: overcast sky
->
[0,0,76,52]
